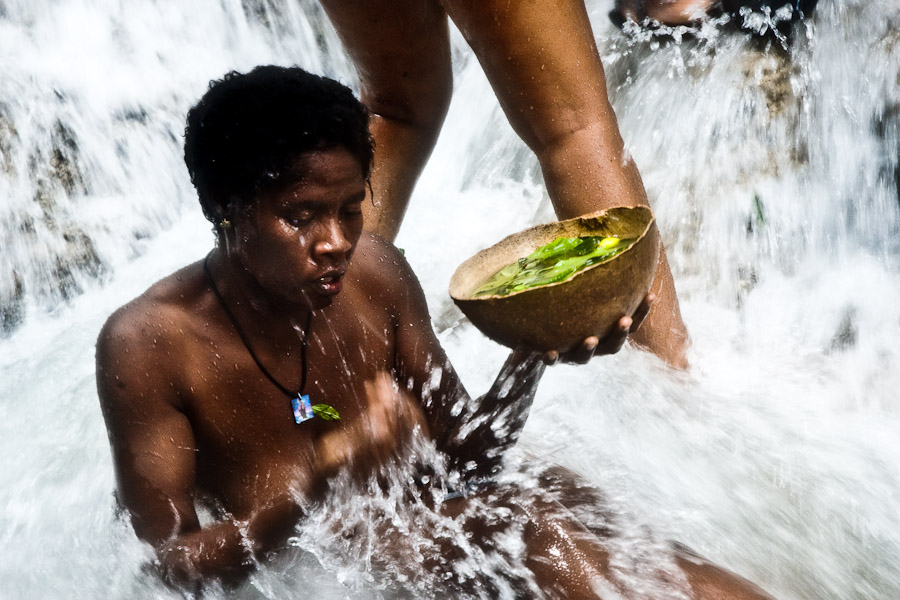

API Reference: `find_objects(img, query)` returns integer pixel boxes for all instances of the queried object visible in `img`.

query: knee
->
[362,73,452,137]
[529,119,620,170]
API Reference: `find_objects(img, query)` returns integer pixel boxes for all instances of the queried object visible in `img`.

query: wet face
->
[226,146,366,311]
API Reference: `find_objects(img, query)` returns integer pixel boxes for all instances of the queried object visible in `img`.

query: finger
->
[582,336,599,353]
[570,336,600,365]
[611,317,631,353]
[317,431,349,474]
[596,316,631,355]
[630,293,655,333]
[543,349,559,365]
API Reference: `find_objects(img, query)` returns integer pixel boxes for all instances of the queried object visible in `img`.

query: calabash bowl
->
[449,206,659,352]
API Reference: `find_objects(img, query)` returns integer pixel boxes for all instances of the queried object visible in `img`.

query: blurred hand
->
[542,292,654,365]
[316,371,426,478]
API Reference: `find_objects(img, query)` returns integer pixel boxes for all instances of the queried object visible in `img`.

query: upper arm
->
[365,238,470,448]
[374,238,546,477]
[96,307,200,547]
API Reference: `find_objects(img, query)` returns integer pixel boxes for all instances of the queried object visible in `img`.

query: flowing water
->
[2,0,899,598]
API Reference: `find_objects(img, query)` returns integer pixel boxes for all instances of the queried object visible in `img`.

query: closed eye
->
[342,204,363,216]
[342,199,364,217]
[286,211,315,227]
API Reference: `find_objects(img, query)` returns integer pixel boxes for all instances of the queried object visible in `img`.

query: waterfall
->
[1,0,899,598]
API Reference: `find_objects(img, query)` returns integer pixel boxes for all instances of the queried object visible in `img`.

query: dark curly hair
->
[184,65,374,225]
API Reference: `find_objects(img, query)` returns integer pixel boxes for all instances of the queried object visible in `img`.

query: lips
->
[312,270,345,295]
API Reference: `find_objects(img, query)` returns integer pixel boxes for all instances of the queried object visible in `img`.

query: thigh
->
[319,0,453,122]
[439,480,619,599]
[673,543,775,600]
[439,0,612,152]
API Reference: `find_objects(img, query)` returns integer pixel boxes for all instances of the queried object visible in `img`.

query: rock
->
[53,227,105,301]
[0,103,17,176]
[0,271,25,336]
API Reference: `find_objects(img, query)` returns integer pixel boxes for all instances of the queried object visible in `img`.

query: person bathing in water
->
[97,66,773,598]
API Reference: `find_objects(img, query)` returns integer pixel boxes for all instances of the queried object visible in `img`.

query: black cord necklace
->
[203,253,336,424]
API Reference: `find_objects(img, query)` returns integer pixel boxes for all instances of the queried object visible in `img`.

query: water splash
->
[2,0,900,598]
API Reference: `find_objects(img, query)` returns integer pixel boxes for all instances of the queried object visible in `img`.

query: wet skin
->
[97,146,770,598]
[612,0,818,26]
[614,0,720,26]
[319,0,691,368]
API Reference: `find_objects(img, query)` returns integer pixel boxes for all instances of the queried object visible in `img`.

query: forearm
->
[440,349,546,479]
[156,498,304,589]
[157,519,251,589]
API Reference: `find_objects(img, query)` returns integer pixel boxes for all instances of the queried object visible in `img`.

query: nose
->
[314,217,353,258]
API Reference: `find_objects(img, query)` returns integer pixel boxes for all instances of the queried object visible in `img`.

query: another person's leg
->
[615,0,719,25]
[319,0,453,240]
[527,467,775,599]
[612,0,819,27]
[525,516,776,599]
[721,0,819,16]
[440,0,689,367]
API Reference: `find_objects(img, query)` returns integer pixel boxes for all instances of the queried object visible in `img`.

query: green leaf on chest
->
[312,404,341,420]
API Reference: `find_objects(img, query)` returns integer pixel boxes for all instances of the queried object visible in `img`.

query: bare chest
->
[180,307,399,513]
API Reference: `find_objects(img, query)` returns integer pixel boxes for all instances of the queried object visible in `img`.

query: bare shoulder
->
[98,261,207,353]
[350,232,414,281]
[348,232,426,309]
[96,261,209,411]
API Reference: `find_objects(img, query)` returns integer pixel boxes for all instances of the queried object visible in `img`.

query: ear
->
[215,196,245,229]
[214,206,231,230]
